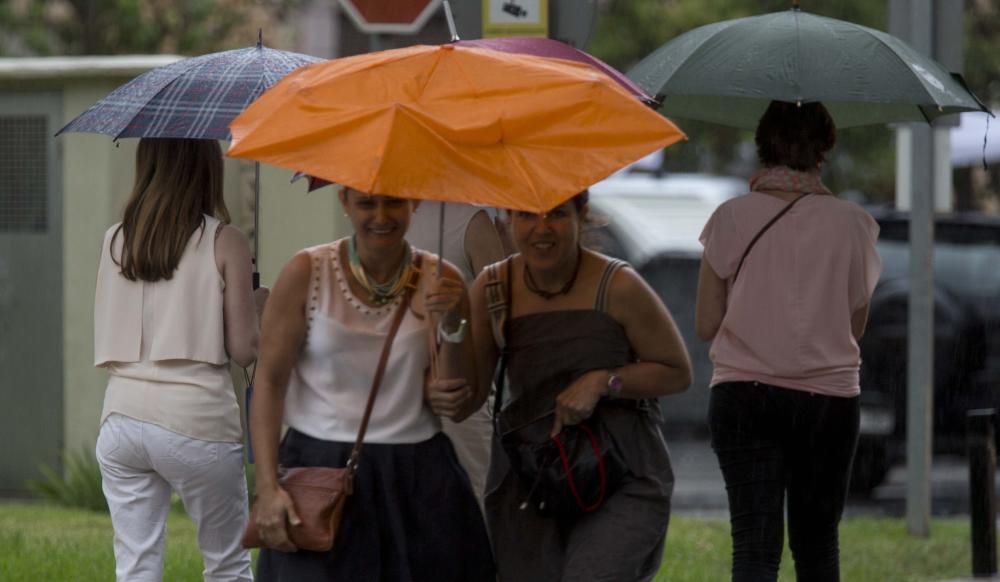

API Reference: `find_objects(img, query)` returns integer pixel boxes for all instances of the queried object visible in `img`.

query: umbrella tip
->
[257,28,262,49]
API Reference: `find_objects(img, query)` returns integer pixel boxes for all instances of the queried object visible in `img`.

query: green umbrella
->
[628,7,989,128]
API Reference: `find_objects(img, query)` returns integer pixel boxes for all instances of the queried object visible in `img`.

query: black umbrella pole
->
[253,161,261,290]
[968,408,997,576]
[437,201,445,278]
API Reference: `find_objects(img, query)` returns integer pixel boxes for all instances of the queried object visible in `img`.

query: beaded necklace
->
[347,235,414,306]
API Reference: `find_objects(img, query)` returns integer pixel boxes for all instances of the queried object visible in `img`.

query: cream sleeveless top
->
[284,240,441,444]
[94,216,241,442]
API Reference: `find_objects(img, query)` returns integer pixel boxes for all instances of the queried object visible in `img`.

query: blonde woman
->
[249,188,494,581]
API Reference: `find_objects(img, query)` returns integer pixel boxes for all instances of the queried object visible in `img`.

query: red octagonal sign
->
[338,0,443,34]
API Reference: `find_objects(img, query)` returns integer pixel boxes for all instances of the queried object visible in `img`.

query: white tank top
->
[283,240,441,444]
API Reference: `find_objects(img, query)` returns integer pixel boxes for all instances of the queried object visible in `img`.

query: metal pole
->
[443,0,460,41]
[253,161,260,290]
[252,28,263,290]
[968,409,998,576]
[906,0,935,537]
[437,202,446,279]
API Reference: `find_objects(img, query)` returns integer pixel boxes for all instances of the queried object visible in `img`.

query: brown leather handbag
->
[241,269,417,552]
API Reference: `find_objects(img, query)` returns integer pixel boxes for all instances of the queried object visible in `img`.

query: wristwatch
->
[438,318,468,344]
[606,370,624,399]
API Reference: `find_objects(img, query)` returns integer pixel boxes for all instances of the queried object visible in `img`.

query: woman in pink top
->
[695,101,881,582]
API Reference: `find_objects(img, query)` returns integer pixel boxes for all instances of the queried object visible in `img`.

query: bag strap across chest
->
[346,253,422,474]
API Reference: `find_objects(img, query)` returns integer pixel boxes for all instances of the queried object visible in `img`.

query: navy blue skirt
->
[256,429,495,582]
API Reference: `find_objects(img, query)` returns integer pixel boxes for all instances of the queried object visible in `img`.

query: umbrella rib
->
[862,29,939,105]
[499,146,545,212]
[365,108,401,196]
[96,60,196,139]
[185,50,253,138]
[140,50,238,138]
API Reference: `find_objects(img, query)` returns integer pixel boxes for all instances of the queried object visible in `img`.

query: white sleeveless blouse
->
[283,240,442,444]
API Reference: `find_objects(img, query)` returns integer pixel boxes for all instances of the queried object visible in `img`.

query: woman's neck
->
[527,247,583,290]
[355,241,406,283]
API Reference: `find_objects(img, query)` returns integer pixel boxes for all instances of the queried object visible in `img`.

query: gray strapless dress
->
[485,308,674,582]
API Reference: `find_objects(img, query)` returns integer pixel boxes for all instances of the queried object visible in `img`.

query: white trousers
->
[96,414,253,582]
[440,398,493,507]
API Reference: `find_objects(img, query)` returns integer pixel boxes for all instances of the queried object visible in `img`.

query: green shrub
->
[27,448,107,513]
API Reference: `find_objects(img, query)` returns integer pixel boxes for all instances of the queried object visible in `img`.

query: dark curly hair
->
[754,101,836,171]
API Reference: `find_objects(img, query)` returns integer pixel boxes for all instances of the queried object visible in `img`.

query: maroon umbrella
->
[456,37,656,105]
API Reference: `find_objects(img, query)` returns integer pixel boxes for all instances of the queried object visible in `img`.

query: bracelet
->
[437,318,468,344]
[606,369,624,399]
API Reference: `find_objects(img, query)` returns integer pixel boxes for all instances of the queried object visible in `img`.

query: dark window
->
[0,115,48,232]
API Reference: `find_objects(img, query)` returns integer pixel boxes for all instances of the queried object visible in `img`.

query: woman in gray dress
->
[469,191,692,581]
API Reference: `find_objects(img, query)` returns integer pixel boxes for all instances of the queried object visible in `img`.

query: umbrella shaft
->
[254,161,260,267]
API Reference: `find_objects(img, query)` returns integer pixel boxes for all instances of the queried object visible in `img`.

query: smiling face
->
[339,188,415,252]
[510,199,586,272]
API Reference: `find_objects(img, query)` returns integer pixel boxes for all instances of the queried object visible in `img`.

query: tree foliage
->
[590,0,998,206]
[0,0,301,56]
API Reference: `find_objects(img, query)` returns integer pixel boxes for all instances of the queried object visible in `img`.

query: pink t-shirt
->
[699,192,881,397]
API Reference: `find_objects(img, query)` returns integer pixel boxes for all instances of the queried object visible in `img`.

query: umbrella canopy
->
[56,43,323,140]
[455,37,656,105]
[292,37,656,193]
[628,8,989,129]
[228,44,684,213]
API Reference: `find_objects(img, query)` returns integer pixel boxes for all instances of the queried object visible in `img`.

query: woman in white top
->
[94,138,264,582]
[250,188,494,581]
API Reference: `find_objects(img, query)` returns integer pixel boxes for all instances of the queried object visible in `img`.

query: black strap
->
[594,259,626,312]
[732,193,810,283]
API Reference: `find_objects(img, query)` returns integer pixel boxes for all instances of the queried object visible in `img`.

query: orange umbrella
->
[228,44,685,213]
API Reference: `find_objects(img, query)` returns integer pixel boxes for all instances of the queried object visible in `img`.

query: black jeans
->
[709,381,859,582]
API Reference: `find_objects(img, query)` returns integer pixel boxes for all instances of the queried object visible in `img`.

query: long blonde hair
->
[113,138,229,282]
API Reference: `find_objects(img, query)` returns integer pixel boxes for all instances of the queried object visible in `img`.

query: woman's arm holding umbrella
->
[424,261,480,422]
[248,251,311,552]
[216,225,262,367]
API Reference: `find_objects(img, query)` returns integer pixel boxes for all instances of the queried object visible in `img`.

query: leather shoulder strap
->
[347,253,421,473]
[733,193,810,283]
[484,257,513,351]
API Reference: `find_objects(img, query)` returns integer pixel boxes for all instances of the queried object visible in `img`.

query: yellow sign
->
[482,0,548,38]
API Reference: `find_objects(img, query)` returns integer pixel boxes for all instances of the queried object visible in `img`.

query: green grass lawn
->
[0,502,979,581]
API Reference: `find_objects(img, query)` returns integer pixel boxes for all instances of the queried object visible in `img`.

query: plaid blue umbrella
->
[56,41,323,140]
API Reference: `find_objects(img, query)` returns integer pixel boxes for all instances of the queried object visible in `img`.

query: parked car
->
[589,175,1000,495]
[853,208,1000,492]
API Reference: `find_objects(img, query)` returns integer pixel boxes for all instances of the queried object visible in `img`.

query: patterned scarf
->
[749,166,833,197]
